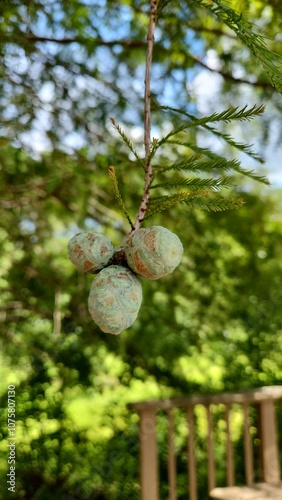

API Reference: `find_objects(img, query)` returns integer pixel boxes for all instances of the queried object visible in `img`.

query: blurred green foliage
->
[0,0,282,499]
[1,140,281,498]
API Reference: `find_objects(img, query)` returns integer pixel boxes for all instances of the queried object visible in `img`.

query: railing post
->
[139,407,159,500]
[225,403,235,486]
[206,404,216,492]
[167,409,177,500]
[258,399,280,483]
[187,405,198,500]
[243,403,254,486]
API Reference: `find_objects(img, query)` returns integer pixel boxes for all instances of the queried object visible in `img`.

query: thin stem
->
[133,0,157,231]
[144,0,157,161]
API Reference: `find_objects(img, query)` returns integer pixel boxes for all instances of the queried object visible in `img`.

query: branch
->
[144,2,157,162]
[188,24,237,39]
[23,33,145,48]
[133,0,158,231]
[20,33,277,91]
[191,54,274,90]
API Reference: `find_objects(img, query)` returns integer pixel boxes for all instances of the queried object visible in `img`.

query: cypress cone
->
[68,231,114,273]
[88,265,142,334]
[124,226,183,280]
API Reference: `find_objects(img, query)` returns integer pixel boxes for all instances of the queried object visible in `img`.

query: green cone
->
[88,265,142,334]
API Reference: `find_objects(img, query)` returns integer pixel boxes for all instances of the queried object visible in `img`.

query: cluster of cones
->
[68,226,183,334]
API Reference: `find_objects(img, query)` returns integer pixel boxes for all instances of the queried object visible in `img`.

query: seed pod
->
[88,265,142,335]
[68,232,114,273]
[124,226,183,280]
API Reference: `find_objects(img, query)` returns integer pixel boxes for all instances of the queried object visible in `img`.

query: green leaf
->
[150,176,234,191]
[146,189,244,217]
[146,191,200,217]
[155,156,240,175]
[109,118,145,170]
[160,104,265,163]
[151,104,266,160]
[164,141,270,185]
[108,166,134,229]
[202,125,264,163]
[192,0,282,93]
[184,194,245,211]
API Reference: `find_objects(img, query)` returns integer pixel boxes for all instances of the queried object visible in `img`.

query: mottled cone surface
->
[88,265,142,334]
[68,232,114,273]
[124,226,183,280]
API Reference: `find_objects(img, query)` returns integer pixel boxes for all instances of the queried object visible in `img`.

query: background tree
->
[0,1,282,499]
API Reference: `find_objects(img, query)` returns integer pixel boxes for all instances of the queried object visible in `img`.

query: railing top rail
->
[128,386,282,412]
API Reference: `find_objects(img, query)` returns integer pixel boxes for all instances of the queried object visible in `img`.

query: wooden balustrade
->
[128,386,282,500]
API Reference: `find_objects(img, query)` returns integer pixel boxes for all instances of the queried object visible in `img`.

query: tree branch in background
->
[23,33,145,48]
[191,54,274,89]
[188,24,237,39]
[20,33,274,91]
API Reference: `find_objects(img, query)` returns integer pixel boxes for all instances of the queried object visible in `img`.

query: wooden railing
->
[128,386,282,500]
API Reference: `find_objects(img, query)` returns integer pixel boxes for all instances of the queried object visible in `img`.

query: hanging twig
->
[133,0,157,231]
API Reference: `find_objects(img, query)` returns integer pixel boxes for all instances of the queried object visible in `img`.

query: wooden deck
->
[128,386,282,500]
